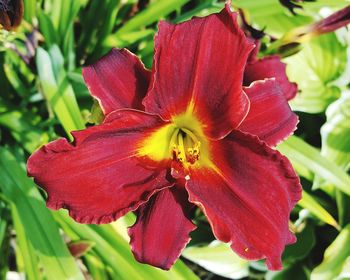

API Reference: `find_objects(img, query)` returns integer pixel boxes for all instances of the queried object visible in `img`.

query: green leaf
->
[298,191,339,229]
[0,204,10,279]
[0,110,48,153]
[84,253,111,280]
[319,91,350,226]
[282,223,316,264]
[23,0,37,23]
[50,0,81,44]
[311,224,350,280]
[116,0,190,35]
[284,33,347,113]
[336,191,350,229]
[36,46,85,139]
[0,148,84,280]
[4,50,35,98]
[38,11,59,47]
[321,91,350,172]
[182,241,249,279]
[104,29,155,49]
[277,136,350,196]
[266,263,309,280]
[54,211,198,280]
[11,205,41,280]
[234,0,312,37]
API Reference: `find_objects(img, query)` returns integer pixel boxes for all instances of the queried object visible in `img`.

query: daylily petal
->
[82,48,151,115]
[129,184,196,270]
[239,79,298,146]
[185,130,302,270]
[244,55,298,101]
[143,5,254,139]
[27,110,172,224]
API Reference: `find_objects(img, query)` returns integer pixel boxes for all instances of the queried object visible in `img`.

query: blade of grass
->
[116,0,190,35]
[0,148,84,280]
[11,205,41,280]
[277,136,350,195]
[299,191,340,230]
[54,210,199,280]
[36,46,85,139]
[311,224,350,280]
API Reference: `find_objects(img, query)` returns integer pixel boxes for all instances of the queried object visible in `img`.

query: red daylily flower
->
[27,4,302,270]
[244,41,298,103]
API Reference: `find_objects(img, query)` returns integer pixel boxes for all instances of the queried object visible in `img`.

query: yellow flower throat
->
[137,111,211,169]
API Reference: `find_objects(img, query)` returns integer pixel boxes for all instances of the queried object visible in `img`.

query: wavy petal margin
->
[239,79,298,146]
[83,48,151,115]
[244,55,297,101]
[129,185,196,269]
[185,130,302,270]
[27,110,172,224]
[143,5,254,139]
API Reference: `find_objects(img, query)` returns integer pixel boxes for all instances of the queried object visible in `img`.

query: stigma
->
[170,127,201,166]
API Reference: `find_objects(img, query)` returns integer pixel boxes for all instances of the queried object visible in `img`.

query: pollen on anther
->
[185,175,190,181]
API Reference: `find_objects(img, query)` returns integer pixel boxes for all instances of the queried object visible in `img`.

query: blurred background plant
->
[0,0,350,279]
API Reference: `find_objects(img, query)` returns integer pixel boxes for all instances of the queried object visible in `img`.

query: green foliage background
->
[0,0,350,279]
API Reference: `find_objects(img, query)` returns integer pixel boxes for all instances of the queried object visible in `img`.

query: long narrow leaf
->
[0,148,84,280]
[278,136,350,195]
[36,47,85,139]
[298,191,339,229]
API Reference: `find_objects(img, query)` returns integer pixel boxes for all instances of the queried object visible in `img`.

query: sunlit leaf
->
[311,224,350,280]
[116,0,190,35]
[182,241,249,279]
[54,211,199,280]
[36,46,85,139]
[321,90,350,172]
[234,0,312,37]
[0,148,84,280]
[277,136,350,195]
[298,191,339,229]
[284,33,347,113]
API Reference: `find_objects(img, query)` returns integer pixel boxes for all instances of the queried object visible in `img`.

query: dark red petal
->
[128,185,196,270]
[185,131,301,270]
[82,48,151,115]
[27,110,172,224]
[143,5,254,139]
[239,79,298,147]
[244,55,298,101]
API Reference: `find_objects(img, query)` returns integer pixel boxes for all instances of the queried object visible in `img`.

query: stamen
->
[169,128,180,148]
[170,127,201,166]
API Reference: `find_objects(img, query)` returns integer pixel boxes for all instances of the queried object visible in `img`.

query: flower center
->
[137,111,210,170]
[170,127,201,165]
